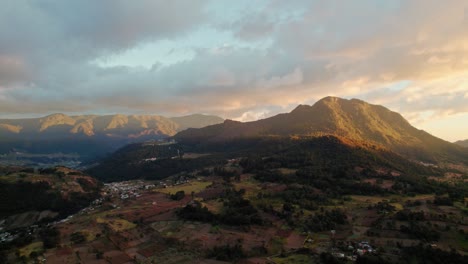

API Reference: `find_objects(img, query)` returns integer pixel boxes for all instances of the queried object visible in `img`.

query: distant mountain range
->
[0,113,223,158]
[455,139,468,147]
[175,96,468,164]
[0,113,223,139]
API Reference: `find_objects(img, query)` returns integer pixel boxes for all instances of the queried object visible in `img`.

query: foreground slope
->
[0,166,101,227]
[175,96,468,163]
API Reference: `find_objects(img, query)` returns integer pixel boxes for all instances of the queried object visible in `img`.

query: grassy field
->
[233,179,262,198]
[156,181,212,195]
[202,200,223,214]
[268,236,285,255]
[349,195,389,203]
[272,254,317,264]
[455,231,468,252]
[96,217,136,232]
[454,201,468,214]
[349,194,434,209]
[19,242,43,257]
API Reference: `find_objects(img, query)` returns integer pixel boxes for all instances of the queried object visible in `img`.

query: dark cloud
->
[35,0,208,54]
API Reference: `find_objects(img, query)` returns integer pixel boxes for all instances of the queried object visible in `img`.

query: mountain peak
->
[291,104,313,113]
[39,113,76,132]
[316,95,342,103]
[314,96,368,107]
[42,113,71,119]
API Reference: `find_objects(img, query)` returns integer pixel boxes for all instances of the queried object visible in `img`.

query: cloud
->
[0,55,30,87]
[0,0,209,86]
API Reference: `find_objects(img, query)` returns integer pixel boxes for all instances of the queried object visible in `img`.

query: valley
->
[4,2,468,263]
[2,157,467,263]
[0,152,82,168]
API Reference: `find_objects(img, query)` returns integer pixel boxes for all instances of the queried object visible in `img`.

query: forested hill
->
[87,135,440,183]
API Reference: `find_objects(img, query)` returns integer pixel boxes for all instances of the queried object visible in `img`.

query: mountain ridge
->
[0,113,224,139]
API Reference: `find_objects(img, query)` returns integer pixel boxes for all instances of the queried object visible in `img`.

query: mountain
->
[455,139,468,147]
[175,96,468,163]
[0,113,223,158]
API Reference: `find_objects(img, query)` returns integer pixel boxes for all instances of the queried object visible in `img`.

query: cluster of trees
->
[70,232,87,244]
[303,209,348,232]
[170,190,186,201]
[39,227,60,248]
[263,186,330,211]
[392,176,467,199]
[433,196,454,206]
[178,188,263,226]
[399,222,440,241]
[219,189,263,226]
[395,210,425,221]
[400,245,468,263]
[369,201,396,213]
[177,201,216,222]
[206,243,246,261]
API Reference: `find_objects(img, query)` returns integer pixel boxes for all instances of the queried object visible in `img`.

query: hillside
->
[175,97,468,163]
[455,139,468,147]
[0,166,101,228]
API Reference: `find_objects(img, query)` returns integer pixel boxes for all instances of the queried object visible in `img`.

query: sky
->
[0,0,467,142]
